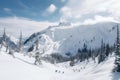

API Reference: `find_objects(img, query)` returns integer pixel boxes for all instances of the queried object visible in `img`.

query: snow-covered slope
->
[0,47,54,80]
[24,22,118,57]
[0,47,119,80]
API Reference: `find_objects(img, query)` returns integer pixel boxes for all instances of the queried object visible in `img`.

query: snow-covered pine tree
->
[3,27,6,41]
[98,39,106,63]
[34,37,41,65]
[1,28,7,51]
[18,31,23,53]
[114,24,120,72]
[35,37,39,51]
[105,44,110,57]
[82,43,88,61]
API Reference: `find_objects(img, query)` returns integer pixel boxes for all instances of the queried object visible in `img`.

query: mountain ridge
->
[24,22,118,57]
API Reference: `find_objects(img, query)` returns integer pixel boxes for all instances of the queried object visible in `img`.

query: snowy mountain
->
[24,22,118,57]
[0,21,120,80]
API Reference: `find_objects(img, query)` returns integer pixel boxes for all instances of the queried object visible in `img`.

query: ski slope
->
[0,47,56,80]
[0,47,119,80]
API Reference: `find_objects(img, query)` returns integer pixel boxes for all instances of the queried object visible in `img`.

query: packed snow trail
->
[0,48,119,80]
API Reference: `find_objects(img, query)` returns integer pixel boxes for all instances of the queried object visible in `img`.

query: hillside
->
[0,47,119,80]
[24,22,118,57]
[1,0,120,80]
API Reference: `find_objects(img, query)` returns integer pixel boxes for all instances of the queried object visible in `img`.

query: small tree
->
[98,39,106,63]
[34,37,42,65]
[34,51,41,65]
[18,31,23,53]
[70,59,75,66]
[105,44,110,57]
[3,28,6,42]
[35,37,39,51]
[82,43,88,61]
[114,24,120,72]
[1,28,8,51]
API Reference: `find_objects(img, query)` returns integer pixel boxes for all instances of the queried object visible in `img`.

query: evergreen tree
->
[98,39,106,63]
[114,24,120,72]
[1,28,7,51]
[91,49,96,63]
[3,28,6,41]
[81,43,88,61]
[82,43,87,52]
[34,37,41,65]
[35,37,39,51]
[70,60,75,66]
[105,44,110,57]
[18,31,23,52]
[88,48,92,58]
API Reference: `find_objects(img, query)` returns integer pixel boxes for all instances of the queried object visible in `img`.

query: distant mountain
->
[24,22,118,57]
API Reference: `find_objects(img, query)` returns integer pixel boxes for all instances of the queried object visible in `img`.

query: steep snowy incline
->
[0,47,119,80]
[24,22,118,56]
[0,47,56,80]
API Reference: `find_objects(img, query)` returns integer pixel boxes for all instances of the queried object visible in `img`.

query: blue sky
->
[0,0,119,38]
[0,0,67,21]
[0,0,120,22]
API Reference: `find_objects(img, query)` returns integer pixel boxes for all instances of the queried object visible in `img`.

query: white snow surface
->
[0,47,120,80]
[25,22,118,56]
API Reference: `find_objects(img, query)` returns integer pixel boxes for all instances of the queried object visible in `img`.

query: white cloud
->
[46,4,57,14]
[60,6,72,17]
[3,8,11,12]
[83,15,117,25]
[0,17,57,38]
[60,0,120,22]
